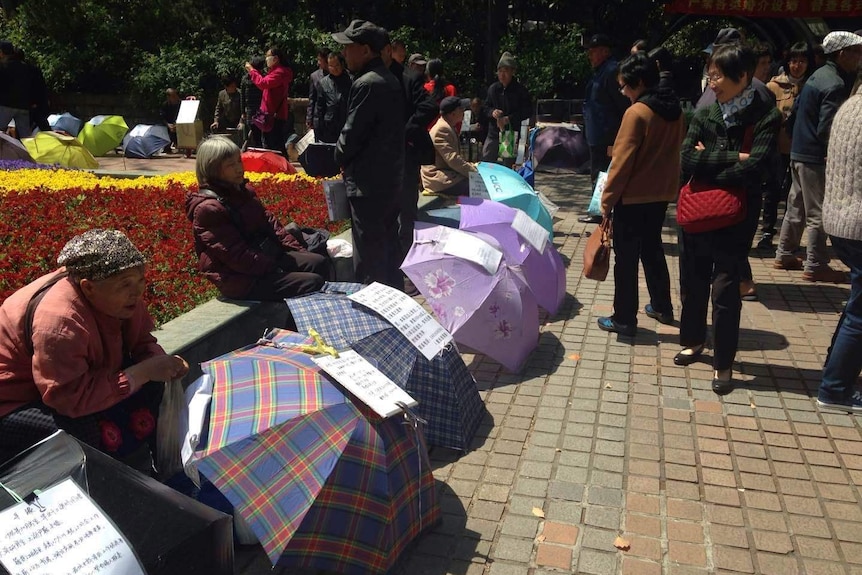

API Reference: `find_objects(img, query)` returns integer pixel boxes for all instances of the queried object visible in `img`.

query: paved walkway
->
[257,169,855,575]
[100,157,858,574]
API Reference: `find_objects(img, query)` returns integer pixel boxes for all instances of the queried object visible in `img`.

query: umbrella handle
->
[396,401,429,533]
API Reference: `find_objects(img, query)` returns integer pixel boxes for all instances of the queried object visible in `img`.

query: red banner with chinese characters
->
[664,0,862,17]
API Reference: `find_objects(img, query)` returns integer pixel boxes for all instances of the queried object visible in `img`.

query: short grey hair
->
[195,136,241,187]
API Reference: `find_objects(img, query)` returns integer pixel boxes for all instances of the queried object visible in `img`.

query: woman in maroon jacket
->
[186,136,327,300]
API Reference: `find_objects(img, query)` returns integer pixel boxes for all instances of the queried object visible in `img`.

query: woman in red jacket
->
[244,46,293,154]
[186,136,327,301]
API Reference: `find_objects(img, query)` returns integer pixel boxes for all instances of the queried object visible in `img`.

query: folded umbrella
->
[241,148,297,174]
[123,124,171,158]
[286,282,486,450]
[476,161,553,238]
[459,198,566,315]
[0,431,233,575]
[193,329,439,574]
[22,131,99,169]
[78,115,128,156]
[0,132,33,162]
[401,223,540,372]
[47,112,83,137]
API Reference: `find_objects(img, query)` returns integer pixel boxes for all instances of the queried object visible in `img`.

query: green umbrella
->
[23,131,99,169]
[77,114,128,156]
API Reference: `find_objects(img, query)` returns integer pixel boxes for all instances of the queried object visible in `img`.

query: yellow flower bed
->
[0,169,318,193]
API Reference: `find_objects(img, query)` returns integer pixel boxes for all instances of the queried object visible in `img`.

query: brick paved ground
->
[160,165,855,575]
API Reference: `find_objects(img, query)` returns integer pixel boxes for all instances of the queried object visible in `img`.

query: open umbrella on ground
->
[459,198,566,316]
[123,124,171,158]
[402,223,539,372]
[476,162,553,238]
[78,114,128,156]
[241,148,297,174]
[192,329,439,574]
[47,112,83,136]
[531,125,589,171]
[0,132,33,162]
[22,131,99,169]
[0,431,234,575]
[286,282,486,450]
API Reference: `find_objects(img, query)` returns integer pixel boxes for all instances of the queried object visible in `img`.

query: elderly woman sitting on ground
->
[421,96,477,197]
[0,229,189,469]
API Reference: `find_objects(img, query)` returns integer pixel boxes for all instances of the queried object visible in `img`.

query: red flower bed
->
[0,176,343,325]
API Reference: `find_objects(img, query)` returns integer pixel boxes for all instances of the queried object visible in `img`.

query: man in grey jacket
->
[334,20,405,288]
[774,31,862,283]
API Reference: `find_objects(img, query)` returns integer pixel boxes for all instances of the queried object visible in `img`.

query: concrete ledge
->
[154,298,292,383]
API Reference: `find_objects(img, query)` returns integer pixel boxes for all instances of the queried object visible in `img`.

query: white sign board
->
[511,210,549,253]
[348,282,452,360]
[468,171,490,199]
[442,228,503,274]
[0,478,145,575]
[313,350,418,418]
[175,99,200,124]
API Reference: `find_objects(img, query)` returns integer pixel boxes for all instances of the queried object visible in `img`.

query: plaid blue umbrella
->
[286,282,486,451]
[194,329,439,573]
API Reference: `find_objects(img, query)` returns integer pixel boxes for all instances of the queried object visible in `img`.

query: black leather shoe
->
[578,214,602,224]
[673,346,703,366]
[597,316,636,337]
[712,377,734,396]
[645,304,674,325]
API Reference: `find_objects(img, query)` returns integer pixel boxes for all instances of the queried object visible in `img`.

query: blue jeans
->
[819,236,862,402]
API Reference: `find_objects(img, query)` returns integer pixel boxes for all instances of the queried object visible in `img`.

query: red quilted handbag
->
[676,126,754,234]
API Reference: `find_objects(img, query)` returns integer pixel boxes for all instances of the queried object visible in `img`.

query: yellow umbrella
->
[77,115,128,156]
[23,131,100,169]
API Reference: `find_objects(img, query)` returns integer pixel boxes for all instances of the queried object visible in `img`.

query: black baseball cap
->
[586,34,612,49]
[332,20,386,52]
[440,96,470,115]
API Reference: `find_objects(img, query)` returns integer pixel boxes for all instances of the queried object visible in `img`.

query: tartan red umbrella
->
[192,329,439,574]
[241,148,297,174]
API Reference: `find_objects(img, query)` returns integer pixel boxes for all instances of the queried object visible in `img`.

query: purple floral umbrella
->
[401,223,539,372]
[459,198,566,316]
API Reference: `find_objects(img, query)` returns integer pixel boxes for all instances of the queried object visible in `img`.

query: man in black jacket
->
[334,20,406,288]
[312,53,351,144]
[482,51,532,168]
[380,30,438,272]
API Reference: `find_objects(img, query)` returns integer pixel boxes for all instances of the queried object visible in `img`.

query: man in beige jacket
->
[421,96,476,196]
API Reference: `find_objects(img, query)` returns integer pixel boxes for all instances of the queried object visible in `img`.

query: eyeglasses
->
[618,83,628,93]
[706,73,724,84]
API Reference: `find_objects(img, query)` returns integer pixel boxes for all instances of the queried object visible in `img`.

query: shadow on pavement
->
[757,282,849,314]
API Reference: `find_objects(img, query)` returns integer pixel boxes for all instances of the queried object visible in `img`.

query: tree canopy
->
[0,0,672,106]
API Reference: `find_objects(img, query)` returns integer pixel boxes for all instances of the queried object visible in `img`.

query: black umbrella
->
[0,431,233,575]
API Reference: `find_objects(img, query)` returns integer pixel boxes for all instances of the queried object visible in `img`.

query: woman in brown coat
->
[596,53,686,337]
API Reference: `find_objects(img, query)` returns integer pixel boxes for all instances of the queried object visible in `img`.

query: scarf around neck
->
[719,84,755,127]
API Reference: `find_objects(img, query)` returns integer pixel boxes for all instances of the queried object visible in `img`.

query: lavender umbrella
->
[459,198,566,316]
[401,223,539,372]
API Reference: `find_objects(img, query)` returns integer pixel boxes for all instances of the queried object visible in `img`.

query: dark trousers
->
[611,201,673,326]
[680,223,747,370]
[739,190,763,282]
[349,193,403,288]
[0,382,163,467]
[762,153,791,234]
[588,144,611,187]
[262,117,288,155]
[245,251,328,301]
[819,237,862,403]
[399,148,421,258]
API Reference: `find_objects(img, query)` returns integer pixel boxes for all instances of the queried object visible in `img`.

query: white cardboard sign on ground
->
[313,350,418,418]
[348,282,452,360]
[0,478,145,575]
